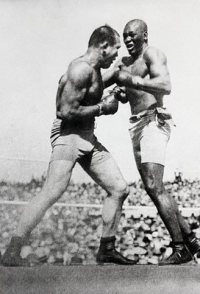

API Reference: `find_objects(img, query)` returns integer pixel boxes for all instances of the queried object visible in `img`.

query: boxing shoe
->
[2,254,31,267]
[184,234,200,256]
[159,243,193,266]
[96,236,138,265]
[2,236,31,267]
[96,248,138,265]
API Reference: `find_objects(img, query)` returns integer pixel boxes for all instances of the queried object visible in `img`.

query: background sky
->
[0,0,200,183]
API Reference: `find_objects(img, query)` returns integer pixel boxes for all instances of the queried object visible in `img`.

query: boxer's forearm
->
[57,104,100,121]
[116,70,171,95]
[103,69,117,88]
[135,76,171,95]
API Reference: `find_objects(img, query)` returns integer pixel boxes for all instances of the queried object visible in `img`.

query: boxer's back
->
[56,56,104,129]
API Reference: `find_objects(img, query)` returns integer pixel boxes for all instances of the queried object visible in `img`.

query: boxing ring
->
[1,263,200,294]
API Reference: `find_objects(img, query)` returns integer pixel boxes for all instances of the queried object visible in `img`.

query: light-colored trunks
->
[50,119,111,167]
[129,108,172,166]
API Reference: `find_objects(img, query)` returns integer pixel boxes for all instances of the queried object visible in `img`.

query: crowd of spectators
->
[0,174,200,265]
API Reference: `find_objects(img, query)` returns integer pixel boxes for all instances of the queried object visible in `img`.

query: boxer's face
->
[101,36,121,69]
[123,23,146,56]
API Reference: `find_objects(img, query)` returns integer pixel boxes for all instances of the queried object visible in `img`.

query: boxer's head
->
[123,19,148,56]
[88,25,121,68]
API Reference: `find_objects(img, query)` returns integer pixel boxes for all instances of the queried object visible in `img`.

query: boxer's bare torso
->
[56,57,104,129]
[119,45,165,114]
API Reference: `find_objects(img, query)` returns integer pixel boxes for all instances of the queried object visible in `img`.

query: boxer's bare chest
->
[121,56,149,78]
[121,56,157,113]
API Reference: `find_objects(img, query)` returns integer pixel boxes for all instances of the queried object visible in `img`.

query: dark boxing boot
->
[96,236,138,265]
[2,236,30,267]
[159,242,193,266]
[184,232,200,256]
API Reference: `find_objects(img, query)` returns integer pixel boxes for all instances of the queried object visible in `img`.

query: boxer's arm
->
[56,73,68,109]
[57,62,100,121]
[103,69,117,88]
[142,47,171,95]
[115,48,171,95]
[102,59,123,88]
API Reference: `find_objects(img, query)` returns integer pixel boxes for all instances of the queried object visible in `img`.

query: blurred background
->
[1,176,200,265]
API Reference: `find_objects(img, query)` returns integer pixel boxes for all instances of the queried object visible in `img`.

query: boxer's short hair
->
[88,25,119,48]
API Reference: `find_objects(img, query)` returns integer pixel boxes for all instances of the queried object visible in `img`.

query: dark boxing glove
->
[109,86,128,104]
[97,94,119,115]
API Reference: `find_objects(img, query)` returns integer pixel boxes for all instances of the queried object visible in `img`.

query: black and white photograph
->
[1,0,200,293]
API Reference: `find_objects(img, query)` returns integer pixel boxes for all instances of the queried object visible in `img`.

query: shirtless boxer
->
[2,25,137,266]
[103,19,200,265]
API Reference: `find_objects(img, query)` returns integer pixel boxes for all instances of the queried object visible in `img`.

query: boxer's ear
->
[100,41,109,54]
[144,31,148,42]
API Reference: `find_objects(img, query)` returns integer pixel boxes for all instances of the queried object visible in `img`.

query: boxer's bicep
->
[103,59,123,88]
[148,49,170,81]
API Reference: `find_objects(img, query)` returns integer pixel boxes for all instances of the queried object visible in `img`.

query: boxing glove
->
[109,86,128,104]
[98,94,119,115]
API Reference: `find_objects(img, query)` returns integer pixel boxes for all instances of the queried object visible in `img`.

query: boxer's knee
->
[144,174,164,199]
[110,182,130,203]
[141,163,164,195]
[144,176,173,212]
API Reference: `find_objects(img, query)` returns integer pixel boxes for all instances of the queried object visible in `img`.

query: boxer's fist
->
[98,94,119,115]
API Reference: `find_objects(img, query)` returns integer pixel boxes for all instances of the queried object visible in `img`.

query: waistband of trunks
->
[52,118,95,131]
[129,109,156,123]
[129,107,174,124]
